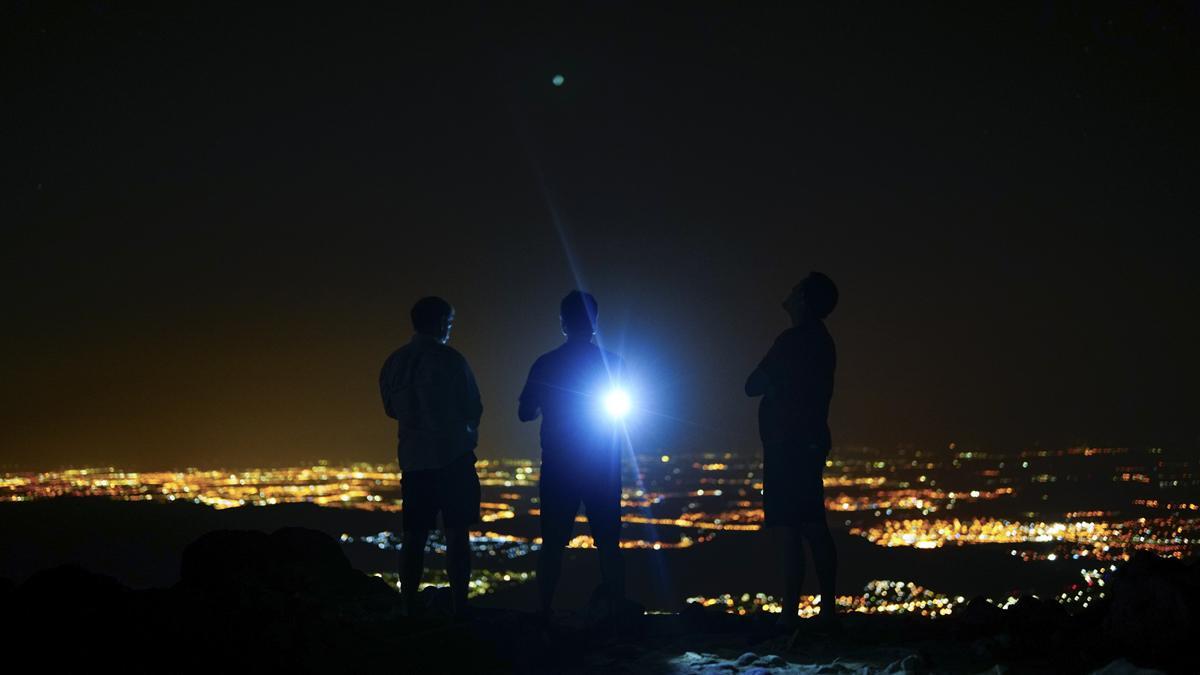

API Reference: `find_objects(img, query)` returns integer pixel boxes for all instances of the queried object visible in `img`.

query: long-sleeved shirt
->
[380,334,482,472]
[745,319,836,449]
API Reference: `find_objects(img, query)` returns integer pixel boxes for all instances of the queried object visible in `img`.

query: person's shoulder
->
[382,344,410,367]
[774,326,803,347]
[524,349,557,378]
[531,347,560,366]
[546,341,585,362]
[429,342,468,365]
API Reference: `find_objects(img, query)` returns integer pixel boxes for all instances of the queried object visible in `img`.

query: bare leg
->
[780,526,805,627]
[799,520,838,622]
[402,529,430,616]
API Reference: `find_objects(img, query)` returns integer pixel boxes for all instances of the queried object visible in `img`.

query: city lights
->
[5,443,1197,612]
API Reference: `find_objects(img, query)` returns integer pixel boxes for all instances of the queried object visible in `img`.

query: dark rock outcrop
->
[956,595,1003,633]
[4,527,1197,674]
[3,527,511,673]
[15,563,128,603]
[1100,552,1199,670]
[180,527,395,605]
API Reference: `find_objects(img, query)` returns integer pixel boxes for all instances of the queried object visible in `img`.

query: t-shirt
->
[379,334,482,472]
[749,320,836,449]
[519,340,625,472]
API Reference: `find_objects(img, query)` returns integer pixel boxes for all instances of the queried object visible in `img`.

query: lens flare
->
[603,389,632,419]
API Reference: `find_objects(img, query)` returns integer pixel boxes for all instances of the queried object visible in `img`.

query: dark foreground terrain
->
[3,523,1196,674]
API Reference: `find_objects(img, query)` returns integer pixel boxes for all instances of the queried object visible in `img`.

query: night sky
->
[5,2,1198,470]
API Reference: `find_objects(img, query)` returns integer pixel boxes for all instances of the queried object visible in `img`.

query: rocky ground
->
[2,527,1195,674]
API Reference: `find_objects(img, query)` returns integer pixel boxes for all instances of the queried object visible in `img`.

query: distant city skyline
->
[5,444,1196,609]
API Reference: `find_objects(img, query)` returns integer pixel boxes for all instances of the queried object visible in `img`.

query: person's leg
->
[800,448,837,622]
[799,519,838,622]
[445,526,471,617]
[585,477,625,617]
[537,474,578,620]
[401,528,430,616]
[537,538,565,619]
[441,452,481,619]
[780,526,805,627]
[764,445,804,627]
[596,543,624,612]
[400,466,437,617]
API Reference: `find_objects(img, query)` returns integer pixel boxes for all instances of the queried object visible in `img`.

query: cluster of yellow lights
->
[686,580,964,618]
[565,533,708,550]
[1133,499,1199,511]
[478,501,516,522]
[851,518,1113,549]
[823,476,888,488]
[370,569,535,598]
[0,463,536,512]
[851,516,1199,560]
[8,452,1194,565]
[826,486,1014,512]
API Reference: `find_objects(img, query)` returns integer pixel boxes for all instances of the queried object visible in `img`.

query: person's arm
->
[744,362,771,397]
[517,360,541,422]
[458,357,483,430]
[380,354,399,419]
[745,337,781,397]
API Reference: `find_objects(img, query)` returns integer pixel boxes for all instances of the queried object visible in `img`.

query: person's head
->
[783,272,838,324]
[560,290,598,340]
[410,296,455,343]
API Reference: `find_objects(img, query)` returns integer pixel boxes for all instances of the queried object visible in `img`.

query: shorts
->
[763,442,828,526]
[401,451,481,532]
[539,460,621,549]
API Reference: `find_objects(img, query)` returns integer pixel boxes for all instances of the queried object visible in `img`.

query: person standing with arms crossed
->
[380,296,483,619]
[745,273,840,632]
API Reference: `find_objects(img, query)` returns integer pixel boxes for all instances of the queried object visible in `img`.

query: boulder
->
[178,527,394,604]
[16,563,127,605]
[734,651,758,666]
[956,596,1003,633]
[584,581,647,634]
[1089,658,1167,675]
[1101,552,1199,665]
[1006,595,1069,627]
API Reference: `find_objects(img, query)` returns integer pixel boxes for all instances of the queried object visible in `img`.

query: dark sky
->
[4,2,1198,470]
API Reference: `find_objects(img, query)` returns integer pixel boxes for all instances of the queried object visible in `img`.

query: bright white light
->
[603,389,631,419]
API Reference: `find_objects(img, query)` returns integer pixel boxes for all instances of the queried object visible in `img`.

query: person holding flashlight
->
[745,272,840,633]
[519,290,627,626]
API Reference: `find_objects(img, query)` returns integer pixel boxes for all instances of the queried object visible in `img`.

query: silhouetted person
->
[745,273,839,631]
[380,296,482,618]
[519,290,626,624]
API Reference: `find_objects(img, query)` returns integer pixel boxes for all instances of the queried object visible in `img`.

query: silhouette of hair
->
[560,290,599,335]
[800,273,838,319]
[410,296,453,335]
